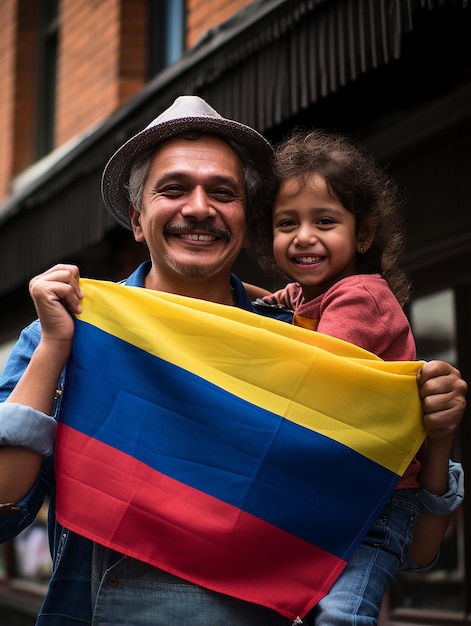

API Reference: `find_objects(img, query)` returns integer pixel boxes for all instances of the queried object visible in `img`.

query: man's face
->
[130,136,248,288]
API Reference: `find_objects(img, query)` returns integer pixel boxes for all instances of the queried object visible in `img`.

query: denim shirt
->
[0,262,293,625]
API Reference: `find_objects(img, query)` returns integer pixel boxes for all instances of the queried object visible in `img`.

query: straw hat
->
[101,95,273,229]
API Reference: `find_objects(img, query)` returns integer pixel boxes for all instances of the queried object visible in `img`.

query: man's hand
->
[29,263,84,346]
[417,360,467,439]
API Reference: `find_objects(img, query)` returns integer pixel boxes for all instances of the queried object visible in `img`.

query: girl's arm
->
[248,281,304,309]
[242,282,272,300]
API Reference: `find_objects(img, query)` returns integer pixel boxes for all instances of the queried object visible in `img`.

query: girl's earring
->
[359,245,364,253]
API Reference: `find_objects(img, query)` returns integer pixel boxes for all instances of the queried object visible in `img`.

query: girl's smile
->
[272,174,362,301]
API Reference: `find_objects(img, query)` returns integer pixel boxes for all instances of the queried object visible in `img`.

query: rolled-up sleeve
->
[0,320,57,542]
[0,321,57,454]
[0,403,56,454]
[419,461,464,515]
[401,460,465,572]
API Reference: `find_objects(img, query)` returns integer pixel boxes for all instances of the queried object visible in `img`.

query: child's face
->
[272,174,361,301]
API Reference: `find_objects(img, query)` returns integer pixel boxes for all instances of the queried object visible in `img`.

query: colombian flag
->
[55,279,426,620]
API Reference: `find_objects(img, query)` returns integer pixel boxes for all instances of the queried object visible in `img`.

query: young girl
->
[248,129,464,625]
[252,128,412,352]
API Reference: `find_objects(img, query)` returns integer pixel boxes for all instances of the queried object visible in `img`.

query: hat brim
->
[101,116,274,230]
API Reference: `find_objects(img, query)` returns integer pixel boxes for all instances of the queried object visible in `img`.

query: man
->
[0,96,466,625]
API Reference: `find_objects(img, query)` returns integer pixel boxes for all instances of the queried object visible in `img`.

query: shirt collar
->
[123,261,256,313]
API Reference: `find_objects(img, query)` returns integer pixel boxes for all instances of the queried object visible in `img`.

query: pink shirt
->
[275,274,421,488]
[293,274,416,361]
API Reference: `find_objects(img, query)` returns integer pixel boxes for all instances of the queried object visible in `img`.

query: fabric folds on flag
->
[55,278,426,620]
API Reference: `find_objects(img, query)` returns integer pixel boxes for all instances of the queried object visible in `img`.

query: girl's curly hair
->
[248,128,411,307]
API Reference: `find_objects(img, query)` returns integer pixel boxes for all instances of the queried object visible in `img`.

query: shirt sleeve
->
[400,461,465,572]
[0,403,56,454]
[0,320,57,453]
[419,460,464,515]
[314,276,416,360]
[0,321,58,540]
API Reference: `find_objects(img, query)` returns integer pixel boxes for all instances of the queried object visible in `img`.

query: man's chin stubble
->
[164,255,226,279]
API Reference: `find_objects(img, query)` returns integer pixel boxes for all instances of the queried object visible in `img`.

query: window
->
[410,290,457,365]
[147,0,185,78]
[36,0,59,158]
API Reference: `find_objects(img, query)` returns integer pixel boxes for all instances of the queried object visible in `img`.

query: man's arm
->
[0,264,83,504]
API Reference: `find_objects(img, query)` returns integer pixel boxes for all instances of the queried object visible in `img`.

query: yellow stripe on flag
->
[77,279,426,476]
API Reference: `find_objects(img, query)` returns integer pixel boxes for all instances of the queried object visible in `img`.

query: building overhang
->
[0,0,468,299]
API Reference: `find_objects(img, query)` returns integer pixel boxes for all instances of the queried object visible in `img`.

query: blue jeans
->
[309,489,419,625]
[90,490,418,626]
[91,547,294,625]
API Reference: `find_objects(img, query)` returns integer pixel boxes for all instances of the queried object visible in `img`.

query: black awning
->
[0,0,466,297]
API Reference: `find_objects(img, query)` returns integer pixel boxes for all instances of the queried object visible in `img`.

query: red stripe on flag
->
[56,424,346,619]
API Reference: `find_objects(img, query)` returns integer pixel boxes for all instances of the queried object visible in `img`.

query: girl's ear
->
[241,229,251,250]
[357,221,377,253]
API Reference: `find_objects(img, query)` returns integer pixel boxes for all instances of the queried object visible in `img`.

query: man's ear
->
[129,204,145,242]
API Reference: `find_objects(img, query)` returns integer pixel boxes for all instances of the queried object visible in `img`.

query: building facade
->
[0,1,470,624]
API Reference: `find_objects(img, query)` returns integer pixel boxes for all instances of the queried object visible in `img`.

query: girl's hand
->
[263,282,304,309]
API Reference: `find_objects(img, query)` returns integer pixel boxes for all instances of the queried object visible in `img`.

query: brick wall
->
[56,0,147,146]
[0,0,18,200]
[187,0,254,47]
[0,0,254,204]
[12,1,38,176]
[0,0,38,197]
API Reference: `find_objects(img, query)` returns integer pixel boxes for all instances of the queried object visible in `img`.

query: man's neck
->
[144,270,235,306]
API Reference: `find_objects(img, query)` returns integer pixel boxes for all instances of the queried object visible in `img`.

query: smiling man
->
[129,135,248,297]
